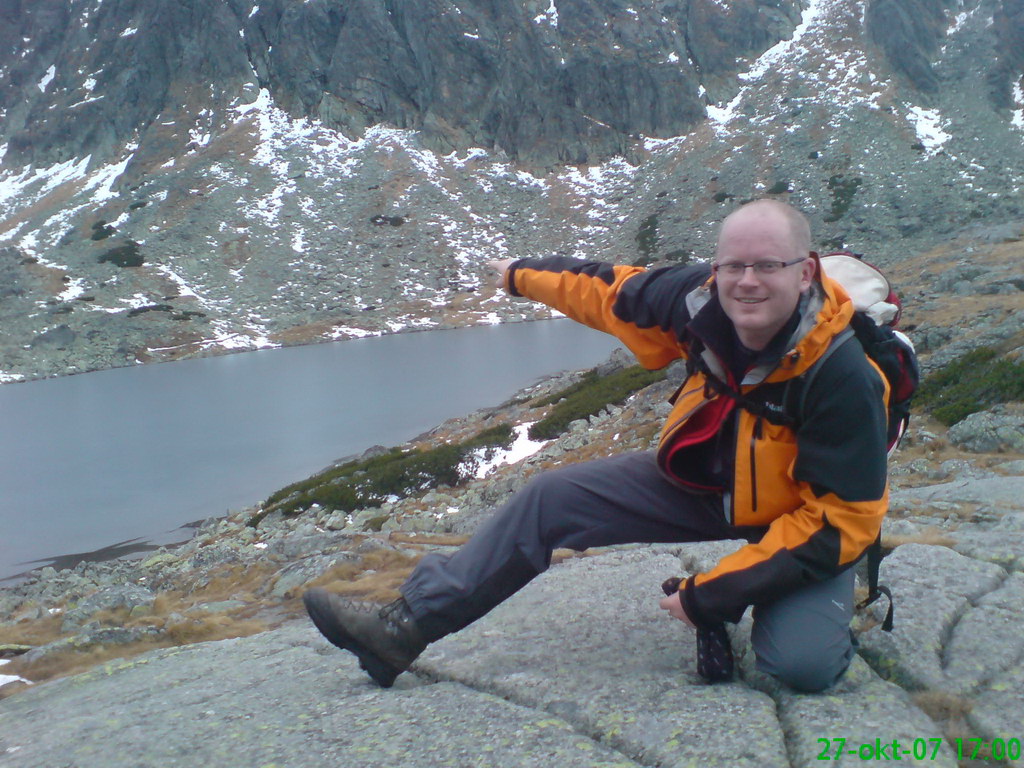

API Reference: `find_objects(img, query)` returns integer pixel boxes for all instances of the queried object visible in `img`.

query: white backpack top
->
[820,253,899,326]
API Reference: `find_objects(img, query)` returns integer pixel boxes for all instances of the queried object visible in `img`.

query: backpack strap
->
[855,534,894,631]
[791,326,855,419]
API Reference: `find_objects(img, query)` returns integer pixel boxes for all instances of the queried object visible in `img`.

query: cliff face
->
[0,0,811,170]
[0,0,1023,382]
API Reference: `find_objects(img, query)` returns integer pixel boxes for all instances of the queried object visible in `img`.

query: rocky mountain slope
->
[1,226,1022,766]
[1,0,1023,381]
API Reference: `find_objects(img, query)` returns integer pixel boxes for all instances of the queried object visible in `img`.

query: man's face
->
[713,208,815,351]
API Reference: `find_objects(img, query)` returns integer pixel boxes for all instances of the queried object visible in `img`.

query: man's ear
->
[801,252,819,289]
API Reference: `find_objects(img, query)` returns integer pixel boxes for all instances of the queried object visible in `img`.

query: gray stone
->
[266,531,355,559]
[858,544,1007,692]
[968,662,1024,765]
[951,512,1024,571]
[774,658,957,768]
[61,584,156,632]
[942,573,1024,692]
[23,625,158,664]
[676,540,746,575]
[191,600,247,614]
[948,405,1024,453]
[187,543,242,570]
[0,623,642,768]
[892,477,1024,512]
[269,553,360,598]
[417,549,789,768]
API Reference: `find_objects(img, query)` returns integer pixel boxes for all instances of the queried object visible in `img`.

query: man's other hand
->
[659,591,696,628]
[487,258,516,291]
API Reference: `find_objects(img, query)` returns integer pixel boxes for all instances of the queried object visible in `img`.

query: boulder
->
[61,584,156,632]
[948,404,1024,453]
[857,544,1011,693]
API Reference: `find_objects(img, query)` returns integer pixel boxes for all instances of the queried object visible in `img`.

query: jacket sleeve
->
[508,256,709,369]
[681,342,890,626]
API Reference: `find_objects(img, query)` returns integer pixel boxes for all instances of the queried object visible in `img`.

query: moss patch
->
[528,365,667,440]
[824,174,862,222]
[915,346,1024,425]
[636,213,659,259]
[251,424,514,524]
[98,241,144,268]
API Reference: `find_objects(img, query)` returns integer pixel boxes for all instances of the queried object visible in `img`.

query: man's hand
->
[659,591,696,628]
[486,258,516,291]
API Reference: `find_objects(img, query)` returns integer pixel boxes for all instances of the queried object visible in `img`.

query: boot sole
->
[303,590,403,688]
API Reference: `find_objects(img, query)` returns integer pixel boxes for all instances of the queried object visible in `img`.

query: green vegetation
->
[90,221,116,241]
[528,365,667,440]
[636,213,659,259]
[824,174,862,222]
[915,346,1024,426]
[249,424,514,525]
[127,304,174,317]
[97,241,144,267]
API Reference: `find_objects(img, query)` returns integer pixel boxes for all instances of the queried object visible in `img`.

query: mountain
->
[1,0,1022,382]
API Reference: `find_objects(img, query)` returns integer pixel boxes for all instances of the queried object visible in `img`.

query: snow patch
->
[738,0,825,84]
[907,106,951,156]
[0,659,31,687]
[38,65,56,92]
[534,0,558,27]
[460,422,550,479]
[1012,81,1024,131]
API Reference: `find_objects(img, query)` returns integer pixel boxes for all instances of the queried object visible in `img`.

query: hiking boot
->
[303,588,427,687]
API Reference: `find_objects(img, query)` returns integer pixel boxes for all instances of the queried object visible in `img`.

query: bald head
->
[717,199,811,259]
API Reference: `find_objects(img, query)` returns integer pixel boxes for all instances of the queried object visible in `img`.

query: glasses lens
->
[754,262,782,274]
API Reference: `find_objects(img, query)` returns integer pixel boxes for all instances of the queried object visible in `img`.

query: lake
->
[0,320,622,580]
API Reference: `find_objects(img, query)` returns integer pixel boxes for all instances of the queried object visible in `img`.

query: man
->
[304,199,889,692]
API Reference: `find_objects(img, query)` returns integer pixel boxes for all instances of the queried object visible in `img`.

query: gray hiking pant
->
[401,451,856,692]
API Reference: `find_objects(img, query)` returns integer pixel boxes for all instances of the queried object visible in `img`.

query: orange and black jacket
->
[507,256,889,627]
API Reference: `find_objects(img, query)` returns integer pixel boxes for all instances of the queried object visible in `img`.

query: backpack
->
[817,252,920,459]
[816,252,920,632]
[689,251,919,631]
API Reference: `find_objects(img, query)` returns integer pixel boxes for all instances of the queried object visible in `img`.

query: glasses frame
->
[711,256,808,277]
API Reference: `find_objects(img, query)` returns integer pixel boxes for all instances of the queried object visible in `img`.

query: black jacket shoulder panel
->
[793,337,888,502]
[612,263,711,338]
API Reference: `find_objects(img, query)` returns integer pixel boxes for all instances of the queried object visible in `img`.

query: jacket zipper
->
[749,414,763,513]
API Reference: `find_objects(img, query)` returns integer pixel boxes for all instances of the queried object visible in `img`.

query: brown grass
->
[883,528,959,549]
[910,691,1002,767]
[0,561,288,689]
[913,690,974,723]
[0,615,65,649]
[306,549,424,604]
[3,616,268,690]
[386,532,471,548]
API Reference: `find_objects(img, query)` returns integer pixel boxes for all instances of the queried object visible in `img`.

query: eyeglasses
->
[712,257,807,277]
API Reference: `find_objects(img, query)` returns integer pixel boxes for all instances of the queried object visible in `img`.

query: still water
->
[0,320,622,580]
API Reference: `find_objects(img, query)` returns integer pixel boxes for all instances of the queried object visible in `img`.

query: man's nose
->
[736,265,762,286]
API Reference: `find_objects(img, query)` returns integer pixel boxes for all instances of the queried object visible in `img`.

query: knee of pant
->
[763,654,848,693]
